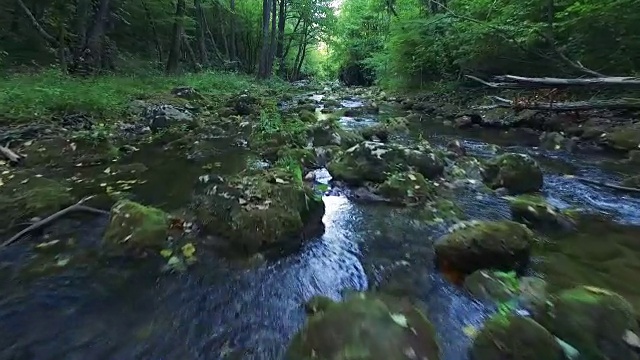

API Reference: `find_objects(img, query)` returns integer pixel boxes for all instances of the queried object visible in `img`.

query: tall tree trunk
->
[276,0,286,76]
[291,22,307,80]
[182,31,200,71]
[194,0,209,66]
[166,0,186,74]
[141,0,163,63]
[229,0,237,62]
[257,0,272,78]
[283,17,301,60]
[71,0,111,75]
[267,0,278,74]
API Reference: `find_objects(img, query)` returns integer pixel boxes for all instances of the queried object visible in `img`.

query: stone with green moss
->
[305,295,336,314]
[191,168,325,254]
[506,194,575,230]
[471,314,564,360]
[296,103,317,113]
[277,147,318,169]
[103,200,170,251]
[327,141,444,186]
[375,171,437,204]
[604,125,640,152]
[286,293,440,360]
[537,286,640,360]
[435,220,534,275]
[0,173,74,230]
[299,109,317,123]
[323,98,342,108]
[226,93,262,116]
[482,153,543,194]
[464,270,519,304]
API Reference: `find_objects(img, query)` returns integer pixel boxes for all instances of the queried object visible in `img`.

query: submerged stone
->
[191,168,325,254]
[482,153,543,194]
[286,293,440,360]
[506,194,575,230]
[103,200,170,251]
[435,220,534,275]
[538,286,640,360]
[327,141,444,186]
[471,314,564,360]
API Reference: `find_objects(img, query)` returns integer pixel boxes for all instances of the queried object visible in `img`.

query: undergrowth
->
[0,69,291,121]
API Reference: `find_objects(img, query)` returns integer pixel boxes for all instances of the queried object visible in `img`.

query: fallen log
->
[565,175,640,194]
[0,144,22,164]
[475,96,640,111]
[1,196,109,248]
[466,75,640,89]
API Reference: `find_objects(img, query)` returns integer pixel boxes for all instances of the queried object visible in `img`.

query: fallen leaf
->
[20,179,29,184]
[390,313,408,327]
[69,142,77,151]
[623,330,640,349]
[408,173,417,181]
[99,182,107,187]
[182,243,196,258]
[23,140,33,147]
[238,198,248,205]
[103,167,112,174]
[160,249,173,258]
[35,239,61,248]
[35,174,43,178]
[55,256,71,267]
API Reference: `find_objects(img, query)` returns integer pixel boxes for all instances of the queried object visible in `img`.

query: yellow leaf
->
[182,243,196,258]
[160,249,173,258]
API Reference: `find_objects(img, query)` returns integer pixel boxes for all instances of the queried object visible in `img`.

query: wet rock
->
[538,286,640,360]
[304,295,335,314]
[327,141,445,185]
[464,270,519,304]
[454,115,474,128]
[299,109,317,123]
[401,99,416,110]
[191,169,325,254]
[604,124,640,152]
[412,102,435,112]
[446,140,466,157]
[323,98,342,108]
[482,153,543,194]
[471,314,564,360]
[171,86,203,100]
[517,276,549,317]
[320,107,335,114]
[540,131,577,152]
[365,102,379,114]
[0,174,74,230]
[314,146,341,167]
[435,220,534,275]
[143,104,195,132]
[310,119,364,149]
[103,200,170,252]
[405,113,424,122]
[296,103,317,113]
[286,293,440,360]
[227,94,262,116]
[343,108,363,117]
[277,147,318,169]
[506,194,575,230]
[217,107,237,117]
[622,175,640,188]
[375,171,437,205]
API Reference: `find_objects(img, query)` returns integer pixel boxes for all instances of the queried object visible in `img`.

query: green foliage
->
[252,110,309,148]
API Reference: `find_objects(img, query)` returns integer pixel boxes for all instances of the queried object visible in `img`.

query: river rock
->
[482,153,543,194]
[622,175,640,188]
[323,98,342,108]
[435,220,534,275]
[603,124,640,152]
[286,293,440,360]
[464,270,519,304]
[471,314,564,360]
[191,168,325,254]
[103,200,170,251]
[226,93,262,116]
[537,286,640,360]
[143,104,195,132]
[171,86,203,100]
[327,141,445,185]
[310,119,364,148]
[506,194,575,230]
[375,171,438,205]
[299,109,317,123]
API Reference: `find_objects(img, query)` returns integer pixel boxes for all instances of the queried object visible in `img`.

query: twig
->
[1,196,109,248]
[0,144,22,164]
[567,175,640,193]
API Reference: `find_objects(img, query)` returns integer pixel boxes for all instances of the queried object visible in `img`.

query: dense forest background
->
[1,0,639,89]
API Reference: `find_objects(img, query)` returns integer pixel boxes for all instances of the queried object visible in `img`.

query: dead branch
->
[16,0,59,46]
[0,144,22,164]
[475,96,640,111]
[1,196,109,248]
[566,175,640,194]
[466,75,640,89]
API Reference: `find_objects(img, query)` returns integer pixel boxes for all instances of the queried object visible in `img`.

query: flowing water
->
[1,91,640,360]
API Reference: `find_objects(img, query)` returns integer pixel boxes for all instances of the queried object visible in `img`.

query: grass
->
[0,69,292,121]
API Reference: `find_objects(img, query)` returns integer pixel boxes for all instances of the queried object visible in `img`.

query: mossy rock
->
[464,270,519,304]
[103,200,170,251]
[191,169,325,254]
[286,293,440,360]
[299,109,317,123]
[360,120,409,143]
[471,314,564,360]
[482,153,543,194]
[604,125,640,152]
[622,175,640,188]
[538,286,640,360]
[0,173,75,230]
[296,103,317,113]
[226,94,262,116]
[305,295,336,314]
[323,98,342,108]
[277,147,318,169]
[435,220,534,275]
[375,171,437,205]
[327,141,444,186]
[506,194,575,230]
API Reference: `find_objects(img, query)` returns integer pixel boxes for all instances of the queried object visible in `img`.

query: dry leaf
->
[408,173,417,181]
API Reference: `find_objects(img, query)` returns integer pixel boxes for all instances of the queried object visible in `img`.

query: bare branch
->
[16,0,59,46]
[475,96,640,111]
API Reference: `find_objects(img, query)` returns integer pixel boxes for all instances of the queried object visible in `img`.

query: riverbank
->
[1,73,640,359]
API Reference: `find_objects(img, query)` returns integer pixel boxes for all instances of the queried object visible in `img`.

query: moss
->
[305,295,336,314]
[537,286,640,360]
[286,293,440,360]
[506,194,574,230]
[435,220,534,275]
[323,98,342,107]
[103,200,170,251]
[191,169,325,254]
[482,153,543,194]
[471,315,564,360]
[299,109,317,123]
[604,125,640,152]
[0,173,75,229]
[335,128,365,149]
[375,171,437,204]
[277,147,318,169]
[464,270,519,304]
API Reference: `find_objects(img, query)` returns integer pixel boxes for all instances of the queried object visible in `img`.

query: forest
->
[2,0,640,359]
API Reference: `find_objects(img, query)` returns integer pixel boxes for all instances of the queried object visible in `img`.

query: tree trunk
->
[229,0,237,62]
[166,0,186,74]
[141,0,163,63]
[194,0,209,66]
[267,0,278,74]
[257,0,272,78]
[182,31,200,71]
[275,0,286,76]
[477,96,640,111]
[466,75,640,88]
[291,22,307,80]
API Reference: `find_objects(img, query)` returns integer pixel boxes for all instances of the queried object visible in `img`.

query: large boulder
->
[286,293,440,360]
[103,200,170,251]
[537,286,640,360]
[482,153,543,194]
[471,314,564,360]
[435,220,535,275]
[191,168,324,254]
[327,141,445,185]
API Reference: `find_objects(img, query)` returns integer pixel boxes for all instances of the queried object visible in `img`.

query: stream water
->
[1,91,640,360]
